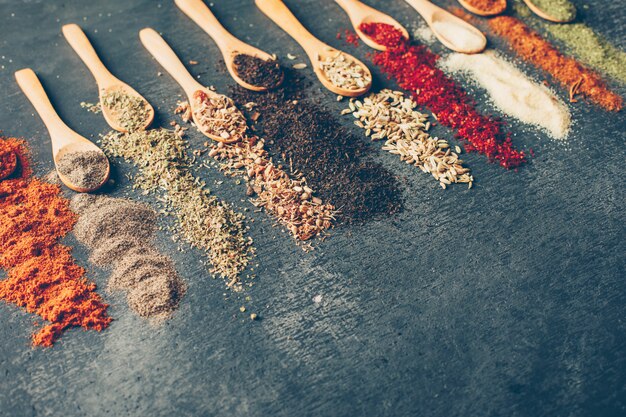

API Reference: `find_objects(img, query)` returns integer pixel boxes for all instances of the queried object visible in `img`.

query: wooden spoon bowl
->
[523,0,576,23]
[335,0,409,51]
[405,0,487,54]
[457,0,506,16]
[15,68,110,192]
[175,0,283,92]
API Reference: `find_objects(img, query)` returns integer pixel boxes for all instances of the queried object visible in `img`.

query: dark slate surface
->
[0,0,624,416]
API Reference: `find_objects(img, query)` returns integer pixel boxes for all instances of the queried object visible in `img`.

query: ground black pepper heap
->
[233,54,283,89]
[229,70,403,223]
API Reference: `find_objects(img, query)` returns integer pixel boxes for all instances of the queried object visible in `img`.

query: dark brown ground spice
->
[228,70,403,223]
[233,54,283,89]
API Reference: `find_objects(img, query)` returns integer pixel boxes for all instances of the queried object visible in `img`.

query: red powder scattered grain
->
[357,23,525,169]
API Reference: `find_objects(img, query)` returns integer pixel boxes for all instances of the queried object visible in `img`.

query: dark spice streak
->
[229,70,403,223]
[233,54,283,89]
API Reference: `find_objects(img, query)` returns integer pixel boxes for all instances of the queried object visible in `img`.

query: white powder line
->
[439,50,571,140]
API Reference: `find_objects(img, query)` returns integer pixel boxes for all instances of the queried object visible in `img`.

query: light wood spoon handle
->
[139,28,202,97]
[255,0,323,55]
[335,0,368,20]
[174,0,237,50]
[405,0,441,22]
[62,24,116,89]
[15,69,70,150]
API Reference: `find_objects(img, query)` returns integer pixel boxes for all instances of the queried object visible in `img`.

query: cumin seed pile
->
[228,70,403,223]
[101,128,253,288]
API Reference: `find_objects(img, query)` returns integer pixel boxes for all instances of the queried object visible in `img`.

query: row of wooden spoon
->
[9,0,492,192]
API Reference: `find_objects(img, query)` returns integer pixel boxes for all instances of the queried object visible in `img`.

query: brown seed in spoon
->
[191,90,247,141]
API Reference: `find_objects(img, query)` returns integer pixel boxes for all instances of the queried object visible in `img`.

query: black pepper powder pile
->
[232,54,283,89]
[229,70,403,223]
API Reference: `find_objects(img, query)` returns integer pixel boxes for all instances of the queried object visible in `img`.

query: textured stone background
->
[0,1,624,416]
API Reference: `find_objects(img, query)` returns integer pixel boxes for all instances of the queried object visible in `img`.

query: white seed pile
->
[187,90,247,141]
[318,51,371,91]
[209,135,336,242]
[343,89,473,189]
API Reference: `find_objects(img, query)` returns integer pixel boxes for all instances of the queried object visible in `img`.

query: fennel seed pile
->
[343,90,473,189]
[101,128,253,288]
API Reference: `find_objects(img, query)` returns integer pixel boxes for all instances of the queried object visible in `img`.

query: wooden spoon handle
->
[174,0,237,50]
[15,69,69,141]
[404,0,438,22]
[255,0,323,53]
[62,24,115,89]
[334,0,367,20]
[139,28,201,96]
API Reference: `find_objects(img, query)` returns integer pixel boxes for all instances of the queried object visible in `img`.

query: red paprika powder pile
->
[358,23,525,169]
[0,137,111,347]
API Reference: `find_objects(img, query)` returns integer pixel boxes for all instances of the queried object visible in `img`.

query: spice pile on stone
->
[451,9,623,111]
[56,150,108,189]
[101,128,253,289]
[71,194,186,320]
[191,90,248,141]
[354,22,525,169]
[101,88,152,132]
[318,51,371,90]
[441,51,571,139]
[208,134,336,240]
[512,2,626,85]
[0,137,110,347]
[343,89,473,189]
[233,54,283,89]
[228,71,403,223]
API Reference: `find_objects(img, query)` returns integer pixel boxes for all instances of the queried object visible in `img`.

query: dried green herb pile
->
[228,71,403,223]
[71,194,186,320]
[101,128,253,289]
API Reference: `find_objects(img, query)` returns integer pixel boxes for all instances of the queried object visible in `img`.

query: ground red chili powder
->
[0,137,111,347]
[450,9,623,112]
[359,22,406,47]
[357,23,525,169]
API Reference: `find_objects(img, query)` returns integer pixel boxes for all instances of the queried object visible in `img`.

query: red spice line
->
[0,137,111,347]
[450,8,623,112]
[358,22,525,169]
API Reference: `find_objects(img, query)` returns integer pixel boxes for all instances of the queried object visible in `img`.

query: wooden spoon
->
[139,28,243,143]
[256,0,372,97]
[62,23,154,133]
[457,0,506,16]
[334,0,409,51]
[14,68,110,193]
[174,0,283,91]
[523,0,576,23]
[405,0,487,54]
